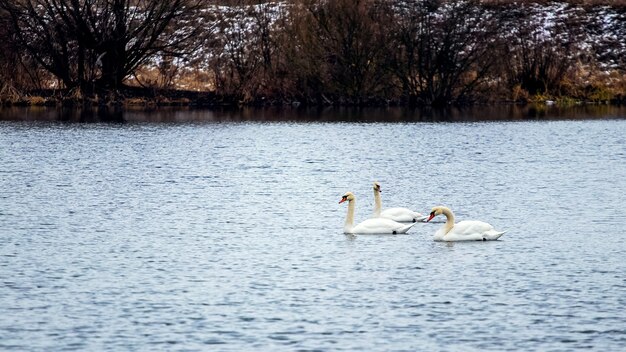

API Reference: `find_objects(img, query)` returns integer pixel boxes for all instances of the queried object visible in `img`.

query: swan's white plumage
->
[351,217,417,234]
[428,206,505,242]
[373,182,427,222]
[341,192,416,234]
[380,207,429,223]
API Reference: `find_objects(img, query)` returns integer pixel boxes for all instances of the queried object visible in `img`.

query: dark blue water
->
[1,108,625,351]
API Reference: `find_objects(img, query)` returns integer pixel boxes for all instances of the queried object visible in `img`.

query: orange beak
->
[426,213,435,222]
[339,198,346,204]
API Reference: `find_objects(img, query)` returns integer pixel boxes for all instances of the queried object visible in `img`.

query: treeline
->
[1,0,625,107]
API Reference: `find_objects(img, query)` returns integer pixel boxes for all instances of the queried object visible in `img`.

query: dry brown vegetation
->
[1,0,625,107]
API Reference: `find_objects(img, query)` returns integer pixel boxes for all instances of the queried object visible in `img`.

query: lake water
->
[1,106,625,351]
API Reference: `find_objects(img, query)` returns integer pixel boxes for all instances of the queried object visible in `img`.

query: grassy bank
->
[1,86,624,109]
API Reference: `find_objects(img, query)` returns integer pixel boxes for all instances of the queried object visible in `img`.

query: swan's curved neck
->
[441,208,455,234]
[373,188,382,217]
[345,199,356,233]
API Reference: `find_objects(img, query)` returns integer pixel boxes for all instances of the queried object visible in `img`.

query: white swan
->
[426,206,505,241]
[340,192,417,234]
[373,182,428,222]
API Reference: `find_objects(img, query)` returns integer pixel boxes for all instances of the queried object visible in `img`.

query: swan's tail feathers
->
[398,222,418,234]
[415,214,429,222]
[485,230,506,240]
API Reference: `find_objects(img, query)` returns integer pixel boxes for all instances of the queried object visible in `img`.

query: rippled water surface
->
[1,108,626,351]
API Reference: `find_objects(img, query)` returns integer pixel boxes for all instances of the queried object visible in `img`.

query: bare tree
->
[498,3,584,97]
[288,0,393,104]
[389,0,502,106]
[208,1,288,102]
[0,0,205,92]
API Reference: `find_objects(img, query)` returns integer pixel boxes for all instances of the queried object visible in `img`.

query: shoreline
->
[1,86,624,109]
